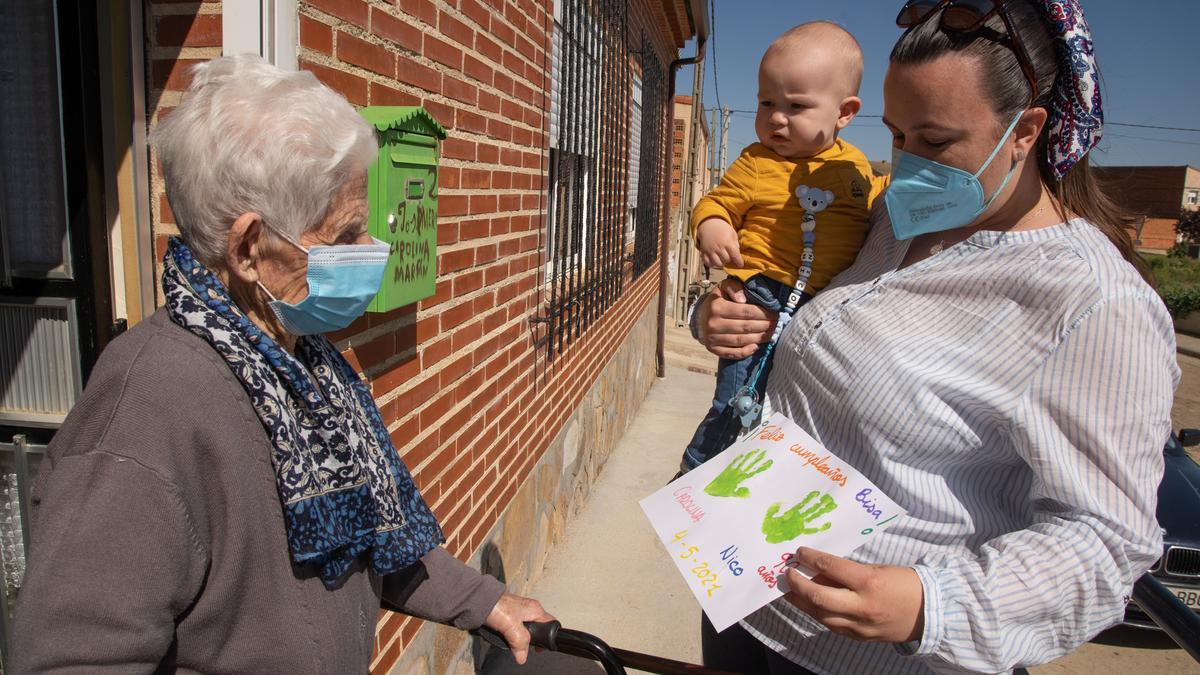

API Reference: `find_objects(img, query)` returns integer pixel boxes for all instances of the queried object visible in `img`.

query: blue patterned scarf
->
[1031,0,1103,179]
[162,237,443,587]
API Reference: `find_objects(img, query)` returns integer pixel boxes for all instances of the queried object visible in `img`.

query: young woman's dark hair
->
[891,0,1152,285]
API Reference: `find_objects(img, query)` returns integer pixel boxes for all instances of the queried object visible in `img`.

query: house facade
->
[669,95,708,214]
[1094,165,1200,253]
[668,94,710,324]
[0,0,706,671]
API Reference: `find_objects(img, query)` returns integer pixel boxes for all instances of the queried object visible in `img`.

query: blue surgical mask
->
[885,112,1024,240]
[259,234,389,336]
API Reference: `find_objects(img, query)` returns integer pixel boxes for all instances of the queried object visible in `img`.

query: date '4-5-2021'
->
[671,530,745,597]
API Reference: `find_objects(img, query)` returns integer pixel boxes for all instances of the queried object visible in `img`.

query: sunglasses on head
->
[896,0,1040,102]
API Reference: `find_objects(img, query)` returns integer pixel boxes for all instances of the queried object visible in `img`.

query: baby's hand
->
[696,219,744,269]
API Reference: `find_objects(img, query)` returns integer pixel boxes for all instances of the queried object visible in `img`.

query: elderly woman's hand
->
[483,592,555,664]
[782,547,924,644]
[695,278,777,360]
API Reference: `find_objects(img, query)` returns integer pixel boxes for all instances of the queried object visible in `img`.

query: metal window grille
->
[540,0,641,360]
[625,72,642,243]
[0,435,44,666]
[630,35,665,277]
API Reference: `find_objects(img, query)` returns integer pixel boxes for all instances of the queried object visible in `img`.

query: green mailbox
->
[359,107,446,313]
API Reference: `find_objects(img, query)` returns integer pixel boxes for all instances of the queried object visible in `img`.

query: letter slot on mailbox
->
[358,107,447,312]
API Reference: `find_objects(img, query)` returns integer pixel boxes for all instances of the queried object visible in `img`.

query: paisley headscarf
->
[1030,0,1104,179]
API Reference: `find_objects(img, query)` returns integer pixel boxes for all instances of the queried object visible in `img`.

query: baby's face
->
[755,51,852,159]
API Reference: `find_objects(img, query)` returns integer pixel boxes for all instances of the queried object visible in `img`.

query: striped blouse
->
[739,213,1180,674]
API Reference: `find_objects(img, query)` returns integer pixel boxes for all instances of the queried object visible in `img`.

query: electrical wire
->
[1102,132,1200,148]
[717,105,1200,158]
[1109,121,1200,133]
[728,109,1200,133]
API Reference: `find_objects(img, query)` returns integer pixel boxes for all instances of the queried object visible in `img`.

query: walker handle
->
[470,620,561,652]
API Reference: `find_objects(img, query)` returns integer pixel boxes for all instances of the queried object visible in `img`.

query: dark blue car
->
[1125,430,1200,628]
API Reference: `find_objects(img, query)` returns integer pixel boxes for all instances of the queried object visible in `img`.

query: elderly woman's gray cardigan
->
[10,309,504,673]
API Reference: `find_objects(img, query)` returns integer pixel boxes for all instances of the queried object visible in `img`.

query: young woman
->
[693,1,1178,673]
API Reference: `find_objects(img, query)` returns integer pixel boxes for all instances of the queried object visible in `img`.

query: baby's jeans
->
[679,274,810,471]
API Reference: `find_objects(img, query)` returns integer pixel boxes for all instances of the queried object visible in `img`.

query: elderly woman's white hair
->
[152,54,378,266]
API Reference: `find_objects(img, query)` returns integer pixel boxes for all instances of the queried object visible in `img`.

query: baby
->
[681,21,883,472]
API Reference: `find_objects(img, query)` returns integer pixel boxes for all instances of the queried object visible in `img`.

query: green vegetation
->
[1177,209,1200,246]
[1147,252,1200,318]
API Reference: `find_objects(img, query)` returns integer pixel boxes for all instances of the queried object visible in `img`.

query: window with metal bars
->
[630,36,665,277]
[538,0,668,360]
[625,72,642,245]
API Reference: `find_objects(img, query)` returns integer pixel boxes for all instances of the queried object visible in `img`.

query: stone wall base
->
[391,296,660,674]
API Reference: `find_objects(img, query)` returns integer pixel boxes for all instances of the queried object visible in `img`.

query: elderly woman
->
[11,55,550,672]
[693,1,1178,674]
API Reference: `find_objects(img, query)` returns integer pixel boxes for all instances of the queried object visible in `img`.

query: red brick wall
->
[144,1,678,672]
[1131,217,1178,254]
[671,118,684,209]
[146,0,225,270]
[1095,165,1189,219]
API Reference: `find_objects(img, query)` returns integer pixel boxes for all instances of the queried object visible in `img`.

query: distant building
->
[1093,165,1200,253]
[670,95,710,213]
[668,94,712,324]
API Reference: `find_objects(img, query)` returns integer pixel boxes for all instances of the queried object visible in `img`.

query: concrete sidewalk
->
[1177,331,1200,359]
[483,366,712,674]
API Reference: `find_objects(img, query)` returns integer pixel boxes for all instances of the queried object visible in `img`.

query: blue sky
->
[677,1,1200,169]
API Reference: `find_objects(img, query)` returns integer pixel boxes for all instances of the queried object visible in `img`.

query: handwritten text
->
[673,486,707,523]
[855,489,883,519]
[787,444,848,487]
[754,425,786,443]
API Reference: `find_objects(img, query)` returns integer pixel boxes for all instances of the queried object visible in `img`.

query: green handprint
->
[704,449,774,499]
[761,491,838,543]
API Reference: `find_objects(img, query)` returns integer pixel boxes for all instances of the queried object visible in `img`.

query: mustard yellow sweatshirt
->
[691,139,882,292]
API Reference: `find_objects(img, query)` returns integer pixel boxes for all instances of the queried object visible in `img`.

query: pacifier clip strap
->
[728,213,816,430]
